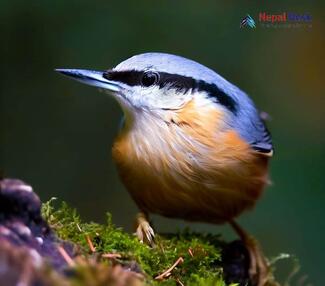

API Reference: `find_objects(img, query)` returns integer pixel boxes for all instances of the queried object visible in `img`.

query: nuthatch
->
[56,53,274,285]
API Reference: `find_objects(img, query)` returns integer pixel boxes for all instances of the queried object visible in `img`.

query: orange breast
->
[112,99,270,224]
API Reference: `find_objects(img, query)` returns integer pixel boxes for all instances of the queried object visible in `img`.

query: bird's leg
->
[134,212,155,246]
[229,220,277,286]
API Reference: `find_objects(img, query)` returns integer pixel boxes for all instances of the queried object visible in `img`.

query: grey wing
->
[249,118,273,155]
[231,93,274,156]
[200,68,274,155]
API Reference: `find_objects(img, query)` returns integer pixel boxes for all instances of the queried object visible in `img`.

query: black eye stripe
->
[159,73,196,92]
[197,80,237,113]
[103,70,237,113]
[103,70,142,86]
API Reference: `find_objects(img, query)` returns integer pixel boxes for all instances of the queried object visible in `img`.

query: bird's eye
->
[141,71,159,87]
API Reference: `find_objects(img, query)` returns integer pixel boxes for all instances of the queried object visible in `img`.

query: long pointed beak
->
[55,69,121,92]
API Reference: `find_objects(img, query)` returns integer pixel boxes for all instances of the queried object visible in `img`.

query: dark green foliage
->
[42,199,238,285]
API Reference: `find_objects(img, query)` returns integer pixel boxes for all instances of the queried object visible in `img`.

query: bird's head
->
[56,53,272,156]
[56,53,242,126]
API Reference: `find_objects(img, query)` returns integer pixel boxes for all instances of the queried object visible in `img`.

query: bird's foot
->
[134,212,155,246]
[245,235,271,286]
[230,220,279,286]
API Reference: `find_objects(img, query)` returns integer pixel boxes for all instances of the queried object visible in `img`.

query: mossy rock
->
[2,178,292,286]
[42,199,245,285]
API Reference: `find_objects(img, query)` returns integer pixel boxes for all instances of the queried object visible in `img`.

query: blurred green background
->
[1,0,323,284]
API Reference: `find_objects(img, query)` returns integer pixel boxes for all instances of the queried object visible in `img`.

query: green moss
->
[42,199,236,286]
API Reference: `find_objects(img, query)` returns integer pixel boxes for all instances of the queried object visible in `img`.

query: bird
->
[56,52,274,286]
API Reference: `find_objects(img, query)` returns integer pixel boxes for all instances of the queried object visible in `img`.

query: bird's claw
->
[136,220,155,245]
[135,213,155,246]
